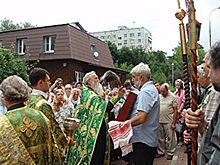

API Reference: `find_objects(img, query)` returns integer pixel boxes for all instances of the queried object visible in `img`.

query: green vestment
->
[0,107,62,164]
[27,94,69,157]
[67,85,120,165]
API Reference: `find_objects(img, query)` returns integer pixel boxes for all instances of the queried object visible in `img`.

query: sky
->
[1,0,220,56]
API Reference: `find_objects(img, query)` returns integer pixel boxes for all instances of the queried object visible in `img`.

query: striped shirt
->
[198,95,220,165]
[198,87,220,149]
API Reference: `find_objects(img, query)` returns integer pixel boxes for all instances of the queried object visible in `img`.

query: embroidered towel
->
[108,120,133,156]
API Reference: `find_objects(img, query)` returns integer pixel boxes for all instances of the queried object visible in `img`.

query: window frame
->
[130,33,134,37]
[17,38,27,55]
[45,36,56,53]
[75,71,82,82]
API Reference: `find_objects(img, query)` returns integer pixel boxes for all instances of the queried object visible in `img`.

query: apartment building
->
[90,26,152,52]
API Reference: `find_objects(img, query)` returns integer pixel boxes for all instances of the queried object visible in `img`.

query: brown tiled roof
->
[0,23,115,69]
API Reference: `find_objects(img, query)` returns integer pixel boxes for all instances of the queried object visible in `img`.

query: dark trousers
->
[133,142,157,165]
[90,121,106,165]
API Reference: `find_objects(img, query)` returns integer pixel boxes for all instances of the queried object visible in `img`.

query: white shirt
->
[31,89,48,99]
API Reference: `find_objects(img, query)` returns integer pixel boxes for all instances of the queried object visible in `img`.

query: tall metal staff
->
[175,1,191,164]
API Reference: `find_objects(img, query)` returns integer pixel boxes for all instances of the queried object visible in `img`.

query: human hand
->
[68,138,75,146]
[183,130,191,144]
[63,128,74,137]
[185,109,204,129]
[118,86,126,98]
[171,123,176,130]
[55,80,59,86]
[182,109,187,121]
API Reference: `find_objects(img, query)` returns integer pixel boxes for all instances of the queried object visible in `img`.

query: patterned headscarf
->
[174,79,184,97]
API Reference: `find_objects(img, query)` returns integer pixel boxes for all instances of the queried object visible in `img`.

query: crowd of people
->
[0,41,220,165]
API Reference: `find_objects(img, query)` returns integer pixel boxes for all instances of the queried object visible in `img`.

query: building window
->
[44,36,56,52]
[118,43,122,46]
[124,40,127,45]
[138,33,141,37]
[113,35,116,39]
[17,38,27,54]
[124,34,127,38]
[130,33,134,37]
[118,37,122,39]
[107,35,110,39]
[75,71,82,82]
[91,43,99,61]
[101,36,105,39]
[138,39,141,43]
[130,39,135,44]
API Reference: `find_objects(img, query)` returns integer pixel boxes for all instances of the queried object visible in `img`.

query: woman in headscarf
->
[0,90,7,116]
[69,88,81,109]
[173,79,185,145]
[64,84,72,100]
[51,89,75,126]
[74,82,82,96]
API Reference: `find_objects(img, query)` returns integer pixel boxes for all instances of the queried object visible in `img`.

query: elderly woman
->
[74,82,82,96]
[0,75,62,164]
[64,84,72,100]
[51,89,75,126]
[0,90,7,116]
[69,88,81,109]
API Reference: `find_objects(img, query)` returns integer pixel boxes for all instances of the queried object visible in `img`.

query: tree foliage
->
[0,17,37,31]
[0,46,38,84]
[107,41,206,85]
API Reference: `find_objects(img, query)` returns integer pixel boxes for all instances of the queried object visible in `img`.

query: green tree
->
[0,17,37,31]
[168,42,206,83]
[114,62,133,80]
[131,46,149,65]
[0,47,37,84]
[106,41,119,64]
[148,50,170,84]
[107,40,206,85]
[118,46,134,66]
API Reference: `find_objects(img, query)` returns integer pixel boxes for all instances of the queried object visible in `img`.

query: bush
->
[0,47,37,84]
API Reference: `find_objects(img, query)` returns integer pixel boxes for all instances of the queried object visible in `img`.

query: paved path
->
[153,144,187,165]
[111,144,188,165]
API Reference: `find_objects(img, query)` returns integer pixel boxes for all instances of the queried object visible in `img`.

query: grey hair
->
[130,62,151,79]
[163,83,170,90]
[209,41,220,69]
[83,71,96,85]
[197,64,204,77]
[0,75,30,103]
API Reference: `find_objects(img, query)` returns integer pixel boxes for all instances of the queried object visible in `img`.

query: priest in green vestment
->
[0,75,62,164]
[27,67,75,159]
[67,71,126,165]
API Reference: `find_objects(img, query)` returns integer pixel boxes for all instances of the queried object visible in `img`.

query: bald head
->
[160,84,168,97]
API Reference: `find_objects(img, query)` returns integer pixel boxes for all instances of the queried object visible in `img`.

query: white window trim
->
[18,39,27,55]
[45,36,56,53]
[75,71,82,82]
